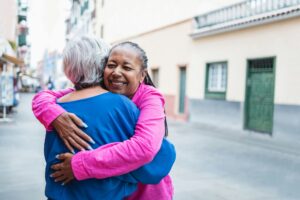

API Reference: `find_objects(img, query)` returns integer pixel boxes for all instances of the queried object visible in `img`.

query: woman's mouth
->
[110,80,127,88]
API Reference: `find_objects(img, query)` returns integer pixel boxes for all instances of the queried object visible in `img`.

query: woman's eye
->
[107,64,116,68]
[123,66,132,71]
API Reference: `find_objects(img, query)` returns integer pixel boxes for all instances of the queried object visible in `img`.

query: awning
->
[0,53,24,66]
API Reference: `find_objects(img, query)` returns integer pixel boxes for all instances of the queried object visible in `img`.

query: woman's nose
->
[112,66,122,76]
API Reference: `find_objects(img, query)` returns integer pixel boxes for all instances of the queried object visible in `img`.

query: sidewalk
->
[0,93,299,200]
[168,120,300,200]
[181,121,300,157]
[0,93,45,200]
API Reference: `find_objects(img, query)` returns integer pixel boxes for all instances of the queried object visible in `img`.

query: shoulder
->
[109,92,136,106]
[133,84,165,109]
[108,92,140,118]
[141,84,161,95]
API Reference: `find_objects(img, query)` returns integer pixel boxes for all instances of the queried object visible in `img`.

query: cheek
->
[103,69,110,79]
[103,73,108,80]
[103,73,109,86]
[128,76,141,89]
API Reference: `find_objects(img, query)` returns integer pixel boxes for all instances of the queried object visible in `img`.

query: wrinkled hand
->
[51,153,75,185]
[52,112,94,153]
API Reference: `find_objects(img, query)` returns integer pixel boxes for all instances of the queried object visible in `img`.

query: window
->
[205,62,227,99]
[151,68,159,87]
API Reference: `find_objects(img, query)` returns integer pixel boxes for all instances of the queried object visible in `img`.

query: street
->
[170,123,300,200]
[0,93,299,200]
[0,93,45,199]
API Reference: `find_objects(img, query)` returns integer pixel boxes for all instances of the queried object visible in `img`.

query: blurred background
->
[0,0,300,199]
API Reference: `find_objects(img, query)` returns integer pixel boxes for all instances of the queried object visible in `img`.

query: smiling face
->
[103,45,146,99]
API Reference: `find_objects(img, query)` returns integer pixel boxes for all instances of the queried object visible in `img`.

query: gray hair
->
[63,36,110,90]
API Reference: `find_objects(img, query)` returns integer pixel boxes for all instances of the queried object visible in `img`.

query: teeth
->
[111,80,125,84]
[111,80,125,87]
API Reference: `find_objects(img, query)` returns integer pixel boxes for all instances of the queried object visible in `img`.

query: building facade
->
[97,0,300,142]
[189,1,300,142]
[65,0,96,41]
[0,0,25,111]
[94,0,242,42]
[17,0,30,69]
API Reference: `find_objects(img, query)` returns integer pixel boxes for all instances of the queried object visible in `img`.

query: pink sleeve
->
[71,87,165,180]
[32,88,74,131]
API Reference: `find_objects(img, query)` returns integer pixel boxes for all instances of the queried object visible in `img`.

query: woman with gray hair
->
[43,36,151,200]
[62,36,108,90]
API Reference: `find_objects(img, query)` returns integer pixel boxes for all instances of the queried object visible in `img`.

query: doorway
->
[245,58,275,134]
[178,67,186,114]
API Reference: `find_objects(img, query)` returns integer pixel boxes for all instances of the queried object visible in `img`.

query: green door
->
[245,58,275,134]
[179,67,186,113]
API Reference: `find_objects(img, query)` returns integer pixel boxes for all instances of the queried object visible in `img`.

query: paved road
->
[0,93,45,199]
[169,122,300,200]
[0,93,299,200]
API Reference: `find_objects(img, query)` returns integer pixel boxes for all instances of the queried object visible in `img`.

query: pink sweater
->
[32,83,173,200]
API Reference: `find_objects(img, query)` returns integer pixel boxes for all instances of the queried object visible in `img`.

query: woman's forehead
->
[109,46,140,60]
[111,45,136,53]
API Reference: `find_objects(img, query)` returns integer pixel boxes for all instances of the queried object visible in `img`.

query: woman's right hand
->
[51,112,94,153]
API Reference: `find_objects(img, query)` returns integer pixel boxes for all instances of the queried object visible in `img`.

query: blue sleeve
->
[130,138,176,184]
[116,138,176,184]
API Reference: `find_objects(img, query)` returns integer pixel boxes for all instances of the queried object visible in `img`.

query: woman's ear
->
[140,70,147,83]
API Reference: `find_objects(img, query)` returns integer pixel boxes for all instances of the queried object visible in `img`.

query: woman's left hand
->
[50,153,75,185]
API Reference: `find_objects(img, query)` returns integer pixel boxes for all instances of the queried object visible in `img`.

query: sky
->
[27,0,67,68]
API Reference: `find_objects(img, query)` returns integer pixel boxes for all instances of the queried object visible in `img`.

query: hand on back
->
[52,112,95,153]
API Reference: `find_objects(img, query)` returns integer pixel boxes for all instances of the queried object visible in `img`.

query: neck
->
[128,83,143,100]
[58,86,108,102]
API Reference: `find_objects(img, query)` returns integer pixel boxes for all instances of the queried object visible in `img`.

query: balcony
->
[191,0,300,38]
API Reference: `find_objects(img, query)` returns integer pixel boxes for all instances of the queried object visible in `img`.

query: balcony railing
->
[194,0,300,29]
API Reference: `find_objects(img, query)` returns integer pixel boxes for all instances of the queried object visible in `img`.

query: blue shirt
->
[44,92,139,200]
[44,91,176,200]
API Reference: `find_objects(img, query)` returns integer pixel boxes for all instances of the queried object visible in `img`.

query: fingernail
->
[87,145,93,150]
[82,123,88,128]
[90,139,95,144]
[55,154,60,159]
[61,182,65,186]
[71,150,75,154]
[50,174,53,178]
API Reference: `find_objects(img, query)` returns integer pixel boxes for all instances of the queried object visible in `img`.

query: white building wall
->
[0,0,18,41]
[125,16,300,107]
[93,0,300,140]
[189,17,300,105]
[131,20,193,95]
[96,0,242,43]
